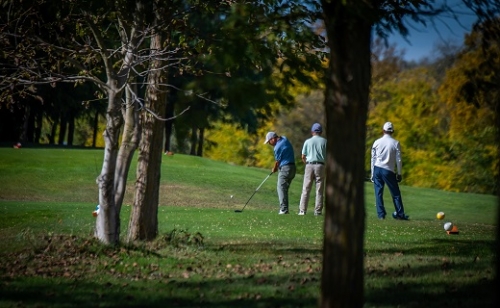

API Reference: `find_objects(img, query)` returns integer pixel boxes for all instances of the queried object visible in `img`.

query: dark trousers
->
[373,166,405,218]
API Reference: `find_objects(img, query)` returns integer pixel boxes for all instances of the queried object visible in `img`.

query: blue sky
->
[386,1,478,61]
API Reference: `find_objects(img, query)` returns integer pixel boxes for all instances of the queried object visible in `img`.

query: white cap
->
[383,122,394,132]
[264,132,278,144]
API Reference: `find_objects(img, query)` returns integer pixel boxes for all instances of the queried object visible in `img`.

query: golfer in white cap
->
[371,122,409,220]
[264,131,296,214]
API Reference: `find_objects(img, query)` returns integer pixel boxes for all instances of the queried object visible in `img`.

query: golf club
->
[234,172,273,213]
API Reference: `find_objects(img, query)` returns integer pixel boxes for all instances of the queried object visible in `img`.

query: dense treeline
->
[1,9,498,195]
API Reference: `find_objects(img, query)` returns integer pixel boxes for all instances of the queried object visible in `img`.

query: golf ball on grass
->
[443,222,453,231]
[436,212,445,220]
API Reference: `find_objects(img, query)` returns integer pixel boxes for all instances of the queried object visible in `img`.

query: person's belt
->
[279,163,295,169]
[307,161,324,165]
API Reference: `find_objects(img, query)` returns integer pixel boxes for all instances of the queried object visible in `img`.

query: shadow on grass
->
[367,237,495,255]
[0,274,319,308]
[365,278,494,308]
[0,235,495,308]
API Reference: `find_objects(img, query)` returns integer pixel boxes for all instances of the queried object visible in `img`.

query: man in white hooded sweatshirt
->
[371,122,409,220]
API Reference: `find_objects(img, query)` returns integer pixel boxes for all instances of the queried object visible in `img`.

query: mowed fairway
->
[0,148,497,308]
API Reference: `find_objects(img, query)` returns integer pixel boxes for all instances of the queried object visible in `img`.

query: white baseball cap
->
[383,122,394,132]
[264,132,278,144]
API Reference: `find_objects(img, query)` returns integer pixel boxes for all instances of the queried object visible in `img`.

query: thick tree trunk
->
[495,107,500,306]
[95,92,123,245]
[320,1,372,307]
[127,28,166,242]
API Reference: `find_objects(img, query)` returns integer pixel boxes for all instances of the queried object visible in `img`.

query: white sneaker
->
[298,211,305,215]
[278,210,289,214]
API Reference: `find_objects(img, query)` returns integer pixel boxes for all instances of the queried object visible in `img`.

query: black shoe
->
[392,212,409,220]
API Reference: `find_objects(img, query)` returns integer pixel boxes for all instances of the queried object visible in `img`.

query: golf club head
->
[234,210,243,213]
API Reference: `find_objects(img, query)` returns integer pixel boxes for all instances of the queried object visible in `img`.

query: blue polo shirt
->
[274,136,295,167]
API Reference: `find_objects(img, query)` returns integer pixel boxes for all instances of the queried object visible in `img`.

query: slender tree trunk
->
[114,82,141,215]
[189,125,197,155]
[67,112,75,146]
[34,109,42,143]
[92,111,99,148]
[49,115,58,144]
[197,127,204,156]
[20,104,30,143]
[127,24,166,242]
[58,113,67,145]
[164,100,175,152]
[319,1,371,307]
[26,105,35,143]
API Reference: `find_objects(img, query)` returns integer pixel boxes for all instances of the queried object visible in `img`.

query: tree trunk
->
[20,104,30,143]
[495,104,500,306]
[93,1,145,245]
[319,1,372,307]
[189,125,197,155]
[95,91,123,245]
[164,100,175,152]
[92,111,99,148]
[34,109,42,143]
[48,115,58,144]
[127,26,166,242]
[26,105,35,143]
[67,112,75,146]
[58,113,67,145]
[197,127,204,156]
[114,82,141,215]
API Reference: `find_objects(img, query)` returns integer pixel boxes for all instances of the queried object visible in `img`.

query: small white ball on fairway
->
[443,222,453,231]
[436,212,445,220]
[230,195,233,199]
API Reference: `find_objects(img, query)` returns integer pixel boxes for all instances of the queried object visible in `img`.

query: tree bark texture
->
[95,91,123,245]
[93,1,146,245]
[495,102,499,306]
[58,113,67,145]
[320,1,372,307]
[127,28,166,242]
[164,100,175,152]
[189,125,197,155]
[114,83,141,214]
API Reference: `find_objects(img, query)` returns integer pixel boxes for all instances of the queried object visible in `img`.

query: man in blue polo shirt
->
[264,132,296,214]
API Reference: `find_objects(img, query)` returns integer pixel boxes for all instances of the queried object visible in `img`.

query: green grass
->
[0,148,497,307]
